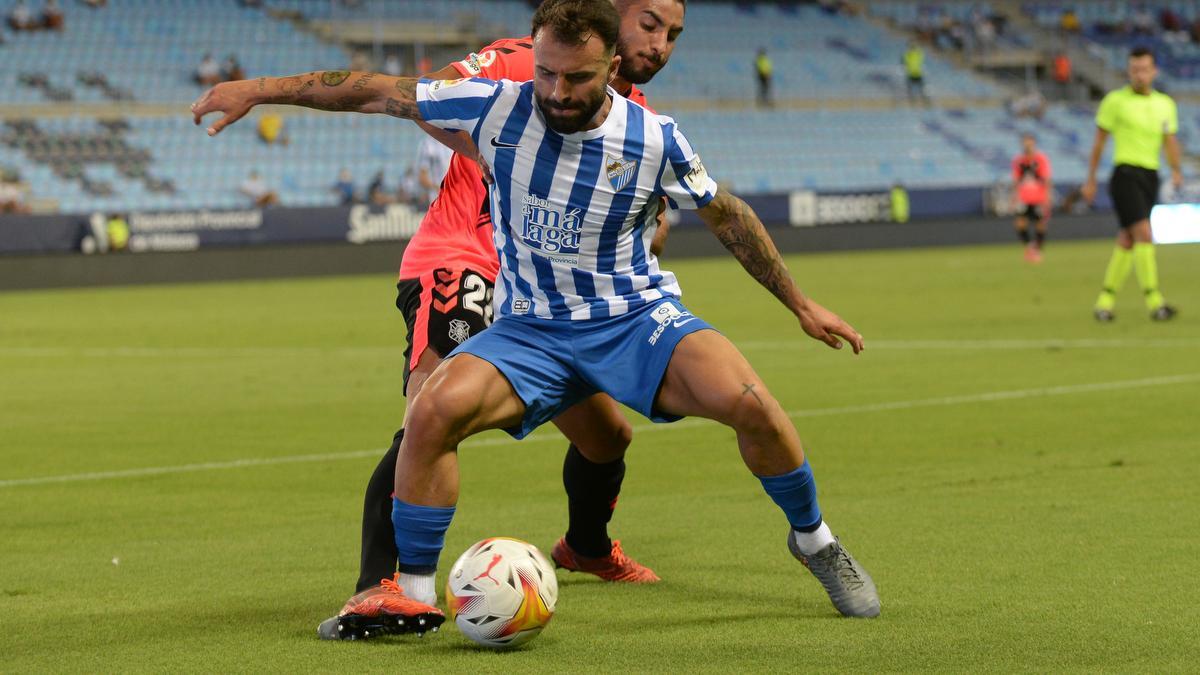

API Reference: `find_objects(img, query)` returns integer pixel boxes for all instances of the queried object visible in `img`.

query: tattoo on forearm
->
[351,73,376,90]
[256,77,266,92]
[274,75,306,95]
[321,70,350,87]
[742,383,764,406]
[383,79,420,120]
[710,193,797,308]
[384,97,417,119]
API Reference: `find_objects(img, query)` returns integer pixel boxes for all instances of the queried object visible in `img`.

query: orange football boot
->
[317,574,444,640]
[551,537,660,583]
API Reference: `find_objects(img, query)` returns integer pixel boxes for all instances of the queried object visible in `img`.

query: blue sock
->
[391,497,455,574]
[757,460,822,532]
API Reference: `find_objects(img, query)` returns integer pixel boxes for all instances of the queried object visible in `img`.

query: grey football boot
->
[788,532,881,618]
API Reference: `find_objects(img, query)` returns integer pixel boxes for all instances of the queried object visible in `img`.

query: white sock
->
[791,521,836,556]
[398,572,437,606]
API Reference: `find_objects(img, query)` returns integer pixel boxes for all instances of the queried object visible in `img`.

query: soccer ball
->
[446,537,558,648]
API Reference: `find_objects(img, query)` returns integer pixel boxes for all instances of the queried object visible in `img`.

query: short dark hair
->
[1130,46,1155,62]
[532,0,620,52]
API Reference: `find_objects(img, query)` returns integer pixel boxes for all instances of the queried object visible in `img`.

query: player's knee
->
[605,418,634,455]
[406,380,473,446]
[726,387,787,440]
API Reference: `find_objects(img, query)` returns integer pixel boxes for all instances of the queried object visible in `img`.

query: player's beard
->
[537,86,610,135]
[616,41,666,85]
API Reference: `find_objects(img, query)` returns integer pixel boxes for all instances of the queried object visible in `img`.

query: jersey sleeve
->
[1165,96,1179,135]
[656,124,718,210]
[1038,153,1052,180]
[1095,92,1117,131]
[416,77,502,134]
[450,38,533,80]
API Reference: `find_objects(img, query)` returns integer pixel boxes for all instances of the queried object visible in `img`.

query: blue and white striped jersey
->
[416,77,719,321]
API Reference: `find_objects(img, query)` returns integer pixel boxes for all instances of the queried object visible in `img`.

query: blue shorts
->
[448,298,714,439]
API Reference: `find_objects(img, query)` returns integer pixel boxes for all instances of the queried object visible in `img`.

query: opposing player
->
[1011,132,1052,263]
[1082,47,1182,322]
[194,0,880,623]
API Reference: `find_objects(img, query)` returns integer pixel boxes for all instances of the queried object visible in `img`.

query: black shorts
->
[395,266,494,394]
[1108,164,1160,228]
[1019,204,1045,221]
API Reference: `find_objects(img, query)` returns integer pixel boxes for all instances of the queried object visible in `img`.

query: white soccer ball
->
[446,537,558,648]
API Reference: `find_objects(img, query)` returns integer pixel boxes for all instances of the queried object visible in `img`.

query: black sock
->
[355,428,403,592]
[562,444,624,559]
[1035,230,1046,249]
[1017,228,1031,244]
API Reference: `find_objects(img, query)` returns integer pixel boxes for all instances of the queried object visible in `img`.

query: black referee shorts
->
[1108,164,1160,228]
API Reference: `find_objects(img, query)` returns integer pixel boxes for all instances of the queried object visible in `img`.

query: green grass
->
[2,239,1198,672]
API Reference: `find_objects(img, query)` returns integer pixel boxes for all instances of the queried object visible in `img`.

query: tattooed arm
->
[190,70,423,136]
[697,190,864,353]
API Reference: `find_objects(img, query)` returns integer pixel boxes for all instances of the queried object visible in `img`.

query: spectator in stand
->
[1009,89,1046,120]
[7,0,36,30]
[367,170,391,205]
[754,47,773,107]
[0,176,30,214]
[257,113,288,146]
[414,135,452,208]
[222,55,245,82]
[383,53,403,77]
[1130,5,1155,36]
[1160,7,1183,33]
[41,0,63,30]
[332,168,356,205]
[196,53,221,87]
[239,170,278,207]
[1060,9,1080,34]
[1052,51,1072,99]
[903,41,930,104]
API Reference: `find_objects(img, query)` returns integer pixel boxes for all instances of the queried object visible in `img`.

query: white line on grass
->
[3,372,1197,489]
[737,338,1200,351]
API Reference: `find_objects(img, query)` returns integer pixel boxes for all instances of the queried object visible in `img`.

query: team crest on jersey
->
[447,319,472,344]
[606,155,638,192]
[521,194,583,260]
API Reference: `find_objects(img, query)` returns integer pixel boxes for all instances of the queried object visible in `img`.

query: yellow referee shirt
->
[1095,86,1178,170]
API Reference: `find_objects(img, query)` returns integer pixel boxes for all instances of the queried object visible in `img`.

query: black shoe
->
[317,612,443,641]
[1093,309,1115,323]
[1150,305,1178,321]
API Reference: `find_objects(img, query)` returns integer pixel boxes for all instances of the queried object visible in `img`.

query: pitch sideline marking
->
[3,372,1197,489]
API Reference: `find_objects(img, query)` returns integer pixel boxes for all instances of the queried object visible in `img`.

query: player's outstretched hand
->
[798,299,864,354]
[191,80,258,137]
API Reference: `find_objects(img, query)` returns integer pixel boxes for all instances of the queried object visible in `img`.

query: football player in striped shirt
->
[194,0,880,629]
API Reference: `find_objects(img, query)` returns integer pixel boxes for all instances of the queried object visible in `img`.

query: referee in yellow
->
[1082,46,1182,322]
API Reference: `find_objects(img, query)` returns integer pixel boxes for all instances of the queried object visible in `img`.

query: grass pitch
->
[2,238,1198,672]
